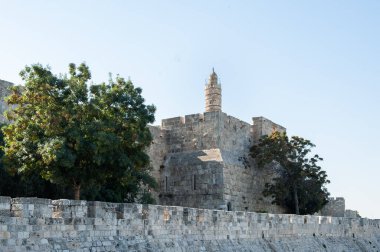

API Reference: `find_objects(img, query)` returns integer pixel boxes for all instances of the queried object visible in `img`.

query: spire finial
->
[212,67,215,73]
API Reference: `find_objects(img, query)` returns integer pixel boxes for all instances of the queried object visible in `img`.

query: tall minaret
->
[205,68,222,112]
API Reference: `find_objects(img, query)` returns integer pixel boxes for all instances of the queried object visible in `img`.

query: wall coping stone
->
[11,197,52,205]
[0,196,11,204]
[52,199,87,206]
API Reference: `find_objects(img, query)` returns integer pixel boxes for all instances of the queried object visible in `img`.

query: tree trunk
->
[293,183,300,215]
[73,183,81,200]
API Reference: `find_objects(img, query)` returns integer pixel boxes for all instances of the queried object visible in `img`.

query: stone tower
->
[205,68,222,112]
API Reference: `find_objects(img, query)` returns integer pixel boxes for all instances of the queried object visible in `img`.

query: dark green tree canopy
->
[250,131,330,215]
[3,63,156,200]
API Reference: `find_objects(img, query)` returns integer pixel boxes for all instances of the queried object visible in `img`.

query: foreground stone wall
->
[0,196,379,251]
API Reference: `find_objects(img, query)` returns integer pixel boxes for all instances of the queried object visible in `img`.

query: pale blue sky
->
[0,1,379,218]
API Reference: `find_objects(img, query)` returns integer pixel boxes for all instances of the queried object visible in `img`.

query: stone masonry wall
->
[219,113,252,156]
[252,116,286,142]
[158,149,225,209]
[321,197,346,217]
[345,209,360,218]
[149,112,227,209]
[148,111,288,213]
[160,112,222,152]
[146,125,168,202]
[0,196,379,251]
[219,114,256,212]
[219,113,286,213]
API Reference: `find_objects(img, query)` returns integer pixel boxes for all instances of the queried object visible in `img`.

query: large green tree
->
[3,63,156,200]
[250,131,330,215]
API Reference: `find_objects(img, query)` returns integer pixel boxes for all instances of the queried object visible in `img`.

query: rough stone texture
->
[345,209,360,218]
[0,196,11,217]
[148,110,288,213]
[87,201,119,220]
[321,197,346,217]
[159,148,225,209]
[52,199,88,218]
[252,116,286,143]
[0,197,379,251]
[10,197,52,218]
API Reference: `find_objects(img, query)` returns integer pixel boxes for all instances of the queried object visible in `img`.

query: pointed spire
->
[208,68,218,86]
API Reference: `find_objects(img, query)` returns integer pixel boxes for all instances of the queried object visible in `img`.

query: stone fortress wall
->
[148,112,226,210]
[147,110,286,213]
[252,116,286,143]
[319,197,360,218]
[0,196,379,251]
[320,197,346,217]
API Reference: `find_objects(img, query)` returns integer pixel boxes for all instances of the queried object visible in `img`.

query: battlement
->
[320,197,346,217]
[161,116,185,128]
[161,111,257,130]
[0,196,379,251]
[161,113,208,128]
[329,197,345,201]
[252,116,286,141]
[162,111,235,129]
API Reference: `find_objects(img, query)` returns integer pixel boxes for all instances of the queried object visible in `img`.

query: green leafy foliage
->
[2,63,156,201]
[0,123,69,198]
[250,131,330,215]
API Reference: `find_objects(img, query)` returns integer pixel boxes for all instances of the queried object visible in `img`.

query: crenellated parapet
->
[252,116,286,142]
[321,197,346,217]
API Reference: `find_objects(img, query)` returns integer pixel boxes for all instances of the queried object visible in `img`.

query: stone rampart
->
[160,112,221,153]
[252,116,286,142]
[0,196,379,251]
[321,197,346,217]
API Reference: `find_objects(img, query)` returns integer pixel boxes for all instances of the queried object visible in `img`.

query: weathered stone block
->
[87,201,119,222]
[0,196,11,217]
[11,197,52,218]
[52,199,88,218]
